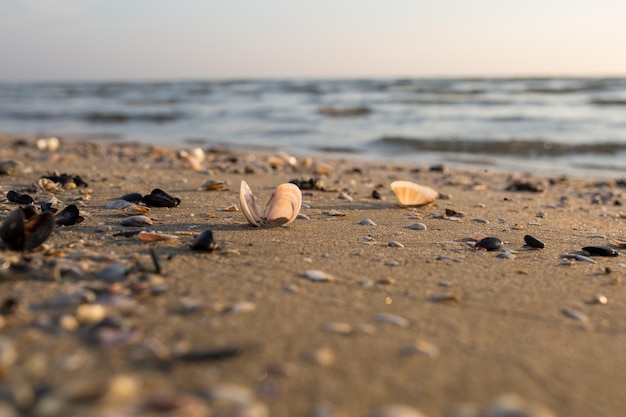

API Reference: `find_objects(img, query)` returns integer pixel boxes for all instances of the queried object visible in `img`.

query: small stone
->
[485,394,556,417]
[94,264,127,282]
[406,223,427,230]
[593,294,608,305]
[75,304,107,324]
[226,301,256,314]
[359,218,376,226]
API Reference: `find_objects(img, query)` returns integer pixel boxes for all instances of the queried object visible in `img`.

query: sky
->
[0,0,625,81]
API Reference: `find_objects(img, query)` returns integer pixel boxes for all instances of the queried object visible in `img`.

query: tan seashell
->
[121,205,150,216]
[390,181,438,207]
[137,231,179,241]
[239,180,302,227]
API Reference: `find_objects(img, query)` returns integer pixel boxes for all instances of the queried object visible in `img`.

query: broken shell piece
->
[239,180,302,227]
[200,180,226,191]
[137,231,179,242]
[390,181,439,207]
[0,208,54,251]
[121,215,153,227]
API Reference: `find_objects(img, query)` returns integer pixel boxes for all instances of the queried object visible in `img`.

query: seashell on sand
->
[137,231,178,241]
[373,313,409,327]
[121,215,153,227]
[390,181,438,207]
[302,269,335,282]
[239,180,302,227]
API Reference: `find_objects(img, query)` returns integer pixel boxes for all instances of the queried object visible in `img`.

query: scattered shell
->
[303,346,335,367]
[359,218,376,226]
[121,215,153,227]
[0,160,18,176]
[562,309,589,324]
[369,404,427,417]
[240,180,302,227]
[322,322,353,335]
[94,264,127,282]
[593,294,608,305]
[302,269,335,282]
[613,239,626,248]
[428,293,461,303]
[475,237,504,251]
[34,178,61,192]
[399,340,440,359]
[496,252,516,259]
[618,211,626,218]
[227,301,256,314]
[200,179,226,191]
[323,209,347,217]
[55,204,84,226]
[470,217,489,224]
[338,191,353,202]
[120,205,150,216]
[7,191,34,205]
[75,304,107,324]
[390,180,439,207]
[106,199,133,209]
[36,136,60,152]
[191,230,218,252]
[142,188,181,208]
[560,253,596,264]
[137,231,179,241]
[117,192,144,203]
[485,394,556,417]
[524,234,545,249]
[0,208,54,251]
[406,223,427,230]
[372,313,409,327]
[387,241,405,248]
[582,245,618,257]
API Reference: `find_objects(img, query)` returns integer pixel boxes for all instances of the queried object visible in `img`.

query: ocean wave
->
[372,137,626,156]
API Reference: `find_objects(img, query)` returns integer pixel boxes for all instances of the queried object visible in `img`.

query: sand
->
[0,135,625,417]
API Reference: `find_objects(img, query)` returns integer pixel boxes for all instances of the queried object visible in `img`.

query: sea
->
[1,77,626,176]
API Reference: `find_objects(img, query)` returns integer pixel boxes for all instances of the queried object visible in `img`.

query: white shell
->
[390,181,438,207]
[239,181,302,227]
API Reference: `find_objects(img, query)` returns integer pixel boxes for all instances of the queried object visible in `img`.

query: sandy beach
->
[0,135,625,417]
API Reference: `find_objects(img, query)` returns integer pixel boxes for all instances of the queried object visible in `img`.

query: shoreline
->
[0,134,625,417]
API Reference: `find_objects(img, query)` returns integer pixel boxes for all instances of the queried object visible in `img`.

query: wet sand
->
[0,136,625,417]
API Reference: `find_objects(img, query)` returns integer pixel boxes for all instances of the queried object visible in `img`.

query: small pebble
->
[387,241,405,248]
[226,301,256,314]
[75,304,107,324]
[359,218,376,226]
[593,294,608,305]
[322,322,352,335]
[304,347,335,367]
[121,215,153,227]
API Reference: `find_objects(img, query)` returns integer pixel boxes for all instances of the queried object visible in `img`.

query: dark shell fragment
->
[0,208,54,251]
[475,237,504,251]
[7,190,34,205]
[191,230,218,252]
[40,202,58,213]
[505,179,545,193]
[524,234,545,249]
[289,177,325,191]
[41,173,88,187]
[142,188,181,207]
[175,346,242,362]
[582,245,619,257]
[22,205,38,220]
[117,192,143,203]
[55,204,85,226]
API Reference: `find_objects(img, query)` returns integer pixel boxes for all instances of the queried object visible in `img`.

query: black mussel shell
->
[372,189,382,200]
[23,212,55,252]
[41,173,88,187]
[475,237,504,251]
[40,202,58,213]
[0,208,26,250]
[117,192,144,203]
[191,230,218,252]
[55,204,85,226]
[524,234,545,249]
[289,177,324,191]
[582,245,618,257]
[22,205,38,220]
[7,190,34,205]
[142,188,181,208]
[0,208,54,251]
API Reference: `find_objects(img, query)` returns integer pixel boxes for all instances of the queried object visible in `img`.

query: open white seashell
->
[390,180,439,207]
[239,180,302,227]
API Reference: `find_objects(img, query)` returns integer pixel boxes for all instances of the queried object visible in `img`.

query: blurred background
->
[1,0,625,174]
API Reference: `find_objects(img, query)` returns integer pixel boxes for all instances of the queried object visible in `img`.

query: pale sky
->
[0,0,625,81]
